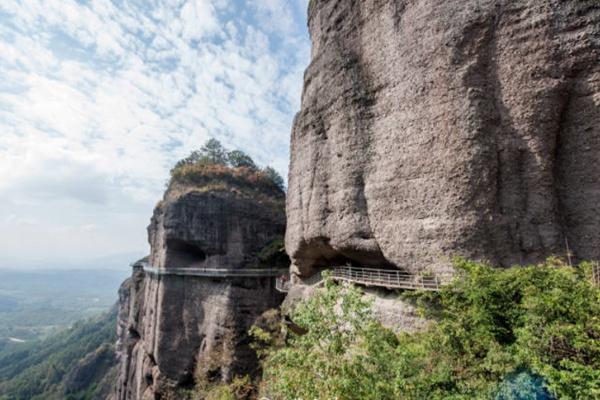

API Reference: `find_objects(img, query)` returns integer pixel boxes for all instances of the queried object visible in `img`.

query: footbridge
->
[276,262,600,293]
[276,265,447,293]
[134,261,288,278]
[134,262,600,292]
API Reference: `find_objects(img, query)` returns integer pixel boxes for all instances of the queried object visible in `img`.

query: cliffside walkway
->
[136,261,288,278]
[276,266,446,293]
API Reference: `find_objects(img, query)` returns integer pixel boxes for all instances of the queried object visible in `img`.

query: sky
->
[0,0,310,268]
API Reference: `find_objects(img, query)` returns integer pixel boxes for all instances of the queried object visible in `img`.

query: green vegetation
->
[172,375,255,400]
[253,258,600,400]
[170,139,285,193]
[257,237,289,269]
[0,307,117,400]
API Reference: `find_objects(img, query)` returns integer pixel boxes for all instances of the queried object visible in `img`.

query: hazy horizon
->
[0,250,146,271]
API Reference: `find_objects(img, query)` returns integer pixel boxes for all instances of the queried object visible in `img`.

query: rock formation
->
[287,0,600,277]
[113,177,286,399]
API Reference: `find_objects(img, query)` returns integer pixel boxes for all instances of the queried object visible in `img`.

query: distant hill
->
[0,269,128,341]
[0,306,117,400]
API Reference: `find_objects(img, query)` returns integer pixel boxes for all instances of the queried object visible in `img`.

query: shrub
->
[257,259,600,400]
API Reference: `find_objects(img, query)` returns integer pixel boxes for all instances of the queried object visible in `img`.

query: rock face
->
[287,0,600,276]
[113,182,286,399]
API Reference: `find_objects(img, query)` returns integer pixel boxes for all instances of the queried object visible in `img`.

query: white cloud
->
[180,0,220,42]
[0,0,310,264]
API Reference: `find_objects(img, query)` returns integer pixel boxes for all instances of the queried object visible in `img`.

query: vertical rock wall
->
[286,0,600,276]
[113,186,286,399]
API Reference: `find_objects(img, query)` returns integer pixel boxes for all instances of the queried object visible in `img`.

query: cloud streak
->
[0,0,310,264]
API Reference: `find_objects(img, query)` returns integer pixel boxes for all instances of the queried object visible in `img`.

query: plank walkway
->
[136,261,287,278]
[135,262,599,292]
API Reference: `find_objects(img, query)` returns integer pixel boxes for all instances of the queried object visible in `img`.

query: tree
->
[228,150,257,170]
[257,259,600,400]
[172,150,203,171]
[200,138,228,165]
[263,167,285,191]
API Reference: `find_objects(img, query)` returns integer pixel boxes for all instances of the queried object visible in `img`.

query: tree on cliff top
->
[262,167,285,191]
[201,138,228,165]
[170,138,286,193]
[228,150,258,170]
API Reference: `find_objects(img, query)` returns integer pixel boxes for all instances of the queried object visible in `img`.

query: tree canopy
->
[228,150,258,170]
[170,139,286,193]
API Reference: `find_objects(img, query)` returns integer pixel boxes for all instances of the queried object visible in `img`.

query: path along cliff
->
[111,0,600,397]
[112,166,287,400]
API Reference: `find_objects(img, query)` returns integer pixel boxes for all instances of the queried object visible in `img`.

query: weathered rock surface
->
[113,182,286,400]
[287,0,600,276]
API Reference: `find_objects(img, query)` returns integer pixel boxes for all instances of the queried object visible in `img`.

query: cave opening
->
[302,238,399,280]
[166,239,207,268]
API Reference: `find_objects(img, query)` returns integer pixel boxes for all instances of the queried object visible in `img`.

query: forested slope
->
[0,306,117,400]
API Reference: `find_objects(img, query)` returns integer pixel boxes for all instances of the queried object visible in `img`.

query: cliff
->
[113,176,286,399]
[287,0,600,277]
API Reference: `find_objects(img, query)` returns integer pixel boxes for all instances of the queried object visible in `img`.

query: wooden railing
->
[593,262,600,287]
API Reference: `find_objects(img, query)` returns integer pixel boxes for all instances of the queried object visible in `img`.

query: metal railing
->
[275,266,445,293]
[139,262,287,278]
[330,265,443,291]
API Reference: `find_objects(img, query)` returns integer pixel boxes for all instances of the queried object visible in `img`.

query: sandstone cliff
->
[113,177,286,399]
[287,0,600,276]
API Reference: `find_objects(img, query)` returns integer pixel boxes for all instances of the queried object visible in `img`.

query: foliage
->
[0,307,117,400]
[201,138,229,165]
[257,259,600,400]
[495,370,554,400]
[170,139,285,194]
[259,275,400,399]
[262,166,285,192]
[183,375,255,400]
[227,150,257,170]
[170,163,285,198]
[256,237,289,269]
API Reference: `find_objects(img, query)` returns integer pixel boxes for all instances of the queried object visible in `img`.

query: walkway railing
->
[138,262,287,278]
[330,265,443,291]
[593,262,600,287]
[275,266,446,293]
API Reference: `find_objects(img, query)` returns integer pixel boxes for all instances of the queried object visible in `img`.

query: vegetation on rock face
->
[253,259,600,400]
[257,237,289,269]
[170,139,285,194]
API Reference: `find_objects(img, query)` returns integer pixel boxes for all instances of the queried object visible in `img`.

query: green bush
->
[256,259,600,400]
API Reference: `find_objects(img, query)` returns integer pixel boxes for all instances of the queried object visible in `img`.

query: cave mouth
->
[166,239,207,268]
[297,237,397,278]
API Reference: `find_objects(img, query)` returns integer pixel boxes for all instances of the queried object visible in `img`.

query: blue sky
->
[0,0,310,268]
